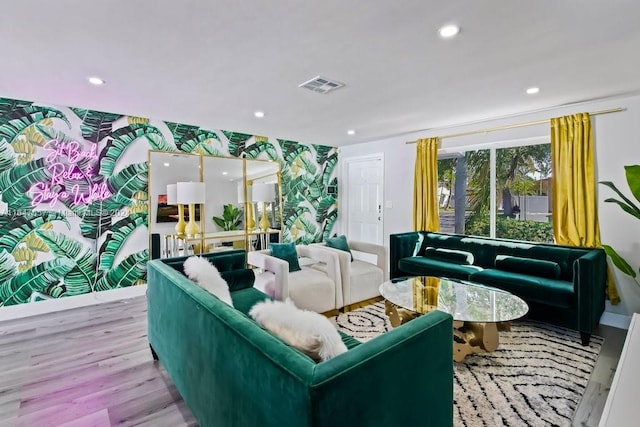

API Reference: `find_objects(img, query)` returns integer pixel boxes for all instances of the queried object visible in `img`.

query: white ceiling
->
[1,1,639,147]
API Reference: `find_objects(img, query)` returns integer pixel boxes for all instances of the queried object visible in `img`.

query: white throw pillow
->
[183,256,233,307]
[249,298,347,362]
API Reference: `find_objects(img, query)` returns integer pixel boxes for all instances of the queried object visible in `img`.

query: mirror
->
[202,156,245,250]
[246,159,282,236]
[148,151,282,257]
[148,151,201,238]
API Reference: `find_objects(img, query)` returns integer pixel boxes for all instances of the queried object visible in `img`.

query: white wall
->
[339,93,640,319]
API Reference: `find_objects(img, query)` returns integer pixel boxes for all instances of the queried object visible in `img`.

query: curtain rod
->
[405,107,625,144]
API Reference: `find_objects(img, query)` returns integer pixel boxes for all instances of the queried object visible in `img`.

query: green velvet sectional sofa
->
[147,250,454,427]
[390,232,607,345]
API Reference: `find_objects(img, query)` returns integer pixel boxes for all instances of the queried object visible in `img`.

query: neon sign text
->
[29,139,112,208]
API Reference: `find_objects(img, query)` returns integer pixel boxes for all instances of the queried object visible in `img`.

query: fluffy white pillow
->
[249,298,347,362]
[183,256,233,307]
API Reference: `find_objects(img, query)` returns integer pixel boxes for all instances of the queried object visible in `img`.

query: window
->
[438,141,554,243]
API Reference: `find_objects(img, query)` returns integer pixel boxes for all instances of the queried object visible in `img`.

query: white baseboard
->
[600,311,631,330]
[0,285,147,322]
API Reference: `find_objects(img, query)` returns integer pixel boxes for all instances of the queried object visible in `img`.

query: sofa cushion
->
[269,243,301,272]
[349,260,384,302]
[398,256,483,280]
[494,255,561,279]
[289,268,337,313]
[423,247,474,265]
[249,298,348,362]
[339,331,362,349]
[325,235,353,261]
[469,269,574,308]
[231,287,273,315]
[220,269,256,292]
[183,256,233,306]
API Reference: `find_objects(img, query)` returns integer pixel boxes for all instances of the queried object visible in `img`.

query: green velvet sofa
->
[147,250,454,427]
[390,232,607,345]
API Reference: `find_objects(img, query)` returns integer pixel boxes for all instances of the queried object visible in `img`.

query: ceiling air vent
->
[298,76,345,94]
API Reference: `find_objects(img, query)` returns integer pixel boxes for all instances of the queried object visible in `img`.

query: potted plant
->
[212,204,243,231]
[600,164,640,286]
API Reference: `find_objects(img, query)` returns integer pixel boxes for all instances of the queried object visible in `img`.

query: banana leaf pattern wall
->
[0,96,337,307]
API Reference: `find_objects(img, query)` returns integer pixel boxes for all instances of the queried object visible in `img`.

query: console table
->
[164,229,281,257]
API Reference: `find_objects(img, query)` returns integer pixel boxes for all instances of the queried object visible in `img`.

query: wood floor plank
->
[56,409,111,427]
[0,294,627,427]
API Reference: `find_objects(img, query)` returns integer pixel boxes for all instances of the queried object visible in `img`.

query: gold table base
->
[384,301,510,362]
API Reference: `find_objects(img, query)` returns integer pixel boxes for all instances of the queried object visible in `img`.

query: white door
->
[344,155,384,245]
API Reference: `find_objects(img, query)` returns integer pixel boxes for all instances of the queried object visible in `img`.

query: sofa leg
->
[580,332,590,346]
[149,344,159,361]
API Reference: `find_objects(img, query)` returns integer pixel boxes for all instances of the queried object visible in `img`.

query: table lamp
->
[252,183,276,232]
[238,181,255,230]
[177,181,206,236]
[166,183,185,234]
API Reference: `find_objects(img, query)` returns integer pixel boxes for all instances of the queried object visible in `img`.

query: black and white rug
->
[332,302,603,427]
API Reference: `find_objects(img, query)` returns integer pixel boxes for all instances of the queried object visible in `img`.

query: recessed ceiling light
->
[254,111,265,118]
[163,162,170,167]
[526,87,540,95]
[222,171,228,175]
[438,24,460,39]
[88,76,105,86]
[347,130,356,135]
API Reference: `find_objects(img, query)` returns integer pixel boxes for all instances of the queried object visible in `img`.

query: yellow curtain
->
[413,137,440,232]
[550,113,620,303]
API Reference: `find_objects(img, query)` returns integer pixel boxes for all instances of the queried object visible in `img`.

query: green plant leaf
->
[212,217,226,229]
[212,204,242,231]
[0,137,17,173]
[180,130,220,154]
[98,124,163,176]
[321,152,338,187]
[0,250,17,284]
[34,230,96,296]
[603,197,640,220]
[95,250,148,291]
[70,108,121,143]
[314,145,333,166]
[166,122,199,145]
[603,244,637,278]
[0,158,53,210]
[600,181,640,219]
[144,133,177,152]
[98,213,148,270]
[0,106,70,143]
[244,140,279,161]
[0,99,33,117]
[624,165,640,204]
[0,211,70,252]
[223,131,253,157]
[322,210,338,241]
[107,162,148,200]
[0,258,74,306]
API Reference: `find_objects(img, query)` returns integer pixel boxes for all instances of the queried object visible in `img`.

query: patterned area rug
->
[332,302,603,427]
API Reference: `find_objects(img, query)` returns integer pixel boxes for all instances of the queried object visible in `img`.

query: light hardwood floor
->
[0,296,627,427]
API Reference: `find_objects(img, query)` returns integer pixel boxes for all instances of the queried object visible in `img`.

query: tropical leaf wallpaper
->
[0,96,337,307]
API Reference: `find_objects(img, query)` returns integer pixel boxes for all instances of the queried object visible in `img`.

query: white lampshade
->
[177,182,206,204]
[252,183,276,202]
[166,184,177,205]
[237,182,252,203]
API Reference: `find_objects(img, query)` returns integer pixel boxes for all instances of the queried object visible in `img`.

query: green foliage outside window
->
[465,216,554,243]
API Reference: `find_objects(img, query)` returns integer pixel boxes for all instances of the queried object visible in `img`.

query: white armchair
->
[247,245,343,314]
[312,240,387,310]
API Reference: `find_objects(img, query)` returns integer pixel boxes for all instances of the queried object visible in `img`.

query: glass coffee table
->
[380,276,529,362]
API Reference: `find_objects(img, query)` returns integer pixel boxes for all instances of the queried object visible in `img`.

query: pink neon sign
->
[28,139,113,207]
